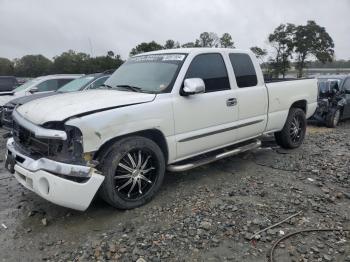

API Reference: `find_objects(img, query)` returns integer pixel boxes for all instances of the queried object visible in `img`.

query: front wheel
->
[274,108,306,149]
[99,136,165,209]
[325,108,340,128]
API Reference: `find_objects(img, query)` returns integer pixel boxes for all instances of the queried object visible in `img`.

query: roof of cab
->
[135,48,250,56]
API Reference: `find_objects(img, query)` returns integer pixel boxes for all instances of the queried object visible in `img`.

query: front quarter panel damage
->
[65,95,175,160]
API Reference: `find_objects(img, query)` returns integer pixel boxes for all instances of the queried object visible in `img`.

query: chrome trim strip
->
[168,140,261,172]
[7,138,91,177]
[178,119,264,143]
[13,110,67,140]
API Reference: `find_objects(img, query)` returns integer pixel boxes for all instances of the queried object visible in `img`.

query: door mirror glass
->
[29,87,39,93]
[182,78,205,95]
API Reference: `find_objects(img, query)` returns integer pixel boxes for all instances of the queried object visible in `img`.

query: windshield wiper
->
[116,84,143,92]
[99,84,114,89]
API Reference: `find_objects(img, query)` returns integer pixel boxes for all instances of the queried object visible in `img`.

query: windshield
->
[13,78,41,92]
[104,54,186,93]
[58,75,95,92]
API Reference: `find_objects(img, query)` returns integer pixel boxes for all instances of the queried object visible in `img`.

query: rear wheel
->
[274,108,306,149]
[99,136,165,209]
[325,108,340,128]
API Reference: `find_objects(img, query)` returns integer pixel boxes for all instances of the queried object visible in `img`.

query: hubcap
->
[114,149,156,200]
[290,115,303,142]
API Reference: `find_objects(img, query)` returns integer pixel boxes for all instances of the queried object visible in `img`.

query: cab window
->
[229,53,257,88]
[185,53,230,93]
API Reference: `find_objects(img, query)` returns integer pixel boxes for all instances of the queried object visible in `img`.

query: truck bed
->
[265,78,318,133]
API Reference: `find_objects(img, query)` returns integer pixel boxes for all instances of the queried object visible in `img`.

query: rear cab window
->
[185,53,230,93]
[229,53,257,88]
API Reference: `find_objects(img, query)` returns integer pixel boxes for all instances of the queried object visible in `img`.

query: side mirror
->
[345,88,350,94]
[29,87,39,93]
[182,78,205,96]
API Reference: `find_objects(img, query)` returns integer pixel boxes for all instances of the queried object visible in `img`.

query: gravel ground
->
[0,122,349,262]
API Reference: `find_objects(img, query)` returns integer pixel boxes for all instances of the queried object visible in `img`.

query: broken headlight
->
[41,122,85,164]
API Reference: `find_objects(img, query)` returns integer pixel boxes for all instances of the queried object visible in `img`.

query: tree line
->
[0,20,344,78]
[0,50,124,77]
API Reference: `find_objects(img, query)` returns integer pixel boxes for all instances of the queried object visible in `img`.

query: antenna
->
[88,38,94,57]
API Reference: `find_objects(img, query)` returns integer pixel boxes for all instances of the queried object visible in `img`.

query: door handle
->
[226,98,237,107]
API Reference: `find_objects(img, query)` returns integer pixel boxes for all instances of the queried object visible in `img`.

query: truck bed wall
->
[265,78,318,133]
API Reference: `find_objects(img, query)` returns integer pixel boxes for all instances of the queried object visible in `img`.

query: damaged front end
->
[311,80,345,123]
[5,110,104,211]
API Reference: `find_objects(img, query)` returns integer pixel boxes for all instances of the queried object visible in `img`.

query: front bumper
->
[5,138,105,211]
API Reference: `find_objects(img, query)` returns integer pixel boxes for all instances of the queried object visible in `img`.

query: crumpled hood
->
[16,90,156,125]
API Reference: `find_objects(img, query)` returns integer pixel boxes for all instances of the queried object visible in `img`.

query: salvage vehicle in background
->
[5,48,318,211]
[0,76,18,92]
[1,71,112,130]
[311,75,350,127]
[0,74,83,109]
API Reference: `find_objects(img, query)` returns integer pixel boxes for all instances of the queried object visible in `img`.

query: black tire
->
[325,108,340,128]
[274,108,306,149]
[98,136,165,209]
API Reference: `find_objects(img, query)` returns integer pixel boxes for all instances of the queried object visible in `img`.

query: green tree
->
[107,51,115,57]
[181,42,196,48]
[129,41,164,56]
[195,32,219,47]
[88,53,124,73]
[268,23,295,78]
[294,20,334,77]
[220,33,235,48]
[250,46,267,60]
[0,58,14,75]
[14,55,52,77]
[52,50,91,74]
[164,39,180,49]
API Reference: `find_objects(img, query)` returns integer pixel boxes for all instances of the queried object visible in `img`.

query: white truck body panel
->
[265,79,318,133]
[17,89,156,124]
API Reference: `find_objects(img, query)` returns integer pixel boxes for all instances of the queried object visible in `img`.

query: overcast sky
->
[0,0,349,60]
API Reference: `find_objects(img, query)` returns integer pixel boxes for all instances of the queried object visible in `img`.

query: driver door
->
[172,53,239,160]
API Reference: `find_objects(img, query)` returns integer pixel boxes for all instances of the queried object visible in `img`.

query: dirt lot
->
[0,122,349,262]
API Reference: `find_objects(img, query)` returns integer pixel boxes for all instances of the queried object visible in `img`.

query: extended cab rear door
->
[227,53,268,141]
[173,53,239,160]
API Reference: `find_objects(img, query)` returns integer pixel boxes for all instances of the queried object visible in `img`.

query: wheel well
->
[290,100,307,113]
[94,129,169,163]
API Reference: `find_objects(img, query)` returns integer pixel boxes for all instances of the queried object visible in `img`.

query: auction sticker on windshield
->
[130,54,186,62]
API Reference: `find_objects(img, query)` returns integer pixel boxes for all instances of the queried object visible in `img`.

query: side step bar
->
[167,139,261,172]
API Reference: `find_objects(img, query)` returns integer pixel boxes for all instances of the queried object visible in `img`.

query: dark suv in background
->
[312,75,350,127]
[0,76,18,92]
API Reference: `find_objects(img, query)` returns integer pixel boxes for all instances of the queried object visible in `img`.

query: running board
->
[167,139,261,172]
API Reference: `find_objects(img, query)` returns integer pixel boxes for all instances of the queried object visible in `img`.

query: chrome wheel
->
[114,149,156,200]
[290,115,304,143]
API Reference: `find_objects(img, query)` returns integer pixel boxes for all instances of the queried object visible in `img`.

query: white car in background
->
[0,74,83,108]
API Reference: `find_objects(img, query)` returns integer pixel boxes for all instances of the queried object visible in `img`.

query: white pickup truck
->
[5,48,318,211]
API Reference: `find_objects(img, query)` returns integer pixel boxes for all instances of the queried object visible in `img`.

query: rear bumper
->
[5,138,105,211]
